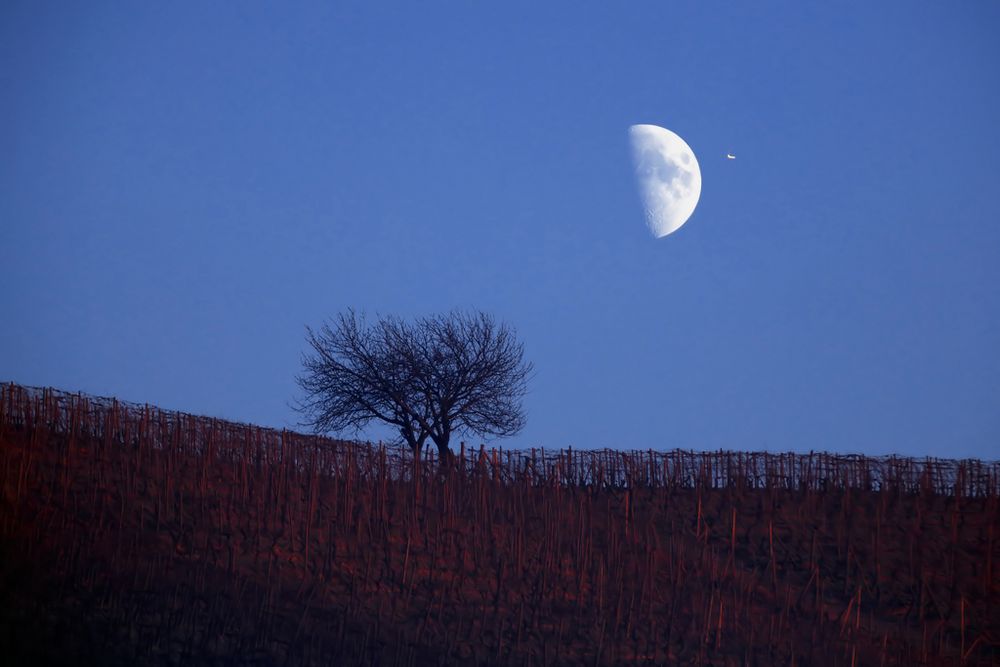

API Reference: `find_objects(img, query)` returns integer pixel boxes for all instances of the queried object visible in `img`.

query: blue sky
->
[2,2,998,459]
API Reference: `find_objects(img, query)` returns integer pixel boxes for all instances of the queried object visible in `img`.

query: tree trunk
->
[434,436,453,468]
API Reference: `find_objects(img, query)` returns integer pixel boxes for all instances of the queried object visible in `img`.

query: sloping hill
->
[1,383,997,665]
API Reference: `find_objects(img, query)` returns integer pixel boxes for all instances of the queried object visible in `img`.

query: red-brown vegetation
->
[1,383,998,665]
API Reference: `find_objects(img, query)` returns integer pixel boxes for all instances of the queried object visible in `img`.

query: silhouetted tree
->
[295,309,532,461]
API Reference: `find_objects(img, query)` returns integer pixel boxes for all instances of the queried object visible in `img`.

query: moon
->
[628,124,702,237]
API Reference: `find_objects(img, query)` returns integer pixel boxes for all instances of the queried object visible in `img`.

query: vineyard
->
[1,382,998,665]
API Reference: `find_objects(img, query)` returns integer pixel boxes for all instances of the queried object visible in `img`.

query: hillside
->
[1,383,997,665]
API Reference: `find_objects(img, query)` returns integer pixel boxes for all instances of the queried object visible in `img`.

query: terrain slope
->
[1,384,997,665]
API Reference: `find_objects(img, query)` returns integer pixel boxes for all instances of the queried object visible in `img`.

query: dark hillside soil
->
[1,384,998,665]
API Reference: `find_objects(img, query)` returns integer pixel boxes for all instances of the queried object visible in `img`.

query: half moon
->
[628,124,702,237]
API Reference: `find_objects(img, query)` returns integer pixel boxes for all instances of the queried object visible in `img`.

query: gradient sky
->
[3,2,998,459]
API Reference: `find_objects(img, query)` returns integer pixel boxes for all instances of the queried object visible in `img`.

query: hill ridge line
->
[2,381,997,496]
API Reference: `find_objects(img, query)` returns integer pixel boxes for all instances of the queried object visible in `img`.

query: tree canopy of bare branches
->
[295,310,532,460]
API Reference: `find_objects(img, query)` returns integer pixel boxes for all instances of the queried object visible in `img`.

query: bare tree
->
[295,309,532,461]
